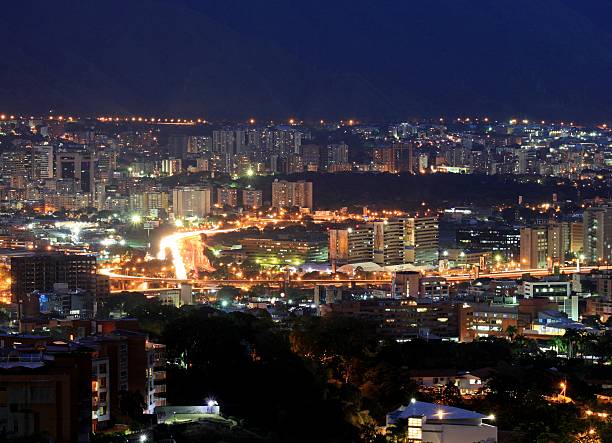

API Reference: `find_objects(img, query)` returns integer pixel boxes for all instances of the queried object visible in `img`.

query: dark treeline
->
[246,173,600,211]
[98,295,612,443]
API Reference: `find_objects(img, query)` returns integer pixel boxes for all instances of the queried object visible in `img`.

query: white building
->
[172,187,212,218]
[387,401,497,443]
[409,370,486,396]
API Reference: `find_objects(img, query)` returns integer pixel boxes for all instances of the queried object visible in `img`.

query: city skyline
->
[1,2,612,443]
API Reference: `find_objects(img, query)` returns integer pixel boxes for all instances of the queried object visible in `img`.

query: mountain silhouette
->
[1,0,611,122]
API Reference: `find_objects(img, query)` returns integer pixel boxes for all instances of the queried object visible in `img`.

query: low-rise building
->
[386,401,497,443]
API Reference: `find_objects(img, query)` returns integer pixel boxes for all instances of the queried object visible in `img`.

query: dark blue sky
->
[1,0,611,122]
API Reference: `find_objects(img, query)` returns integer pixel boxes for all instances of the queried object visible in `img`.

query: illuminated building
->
[44,193,91,212]
[10,252,97,304]
[242,189,263,209]
[271,179,313,210]
[38,284,94,320]
[569,221,583,254]
[55,149,95,193]
[187,135,212,154]
[300,144,321,170]
[459,302,519,342]
[456,224,520,259]
[386,401,497,443]
[319,298,461,340]
[129,191,169,215]
[583,206,612,264]
[392,271,421,298]
[241,237,327,266]
[172,186,212,218]
[0,338,93,442]
[404,216,439,266]
[213,129,247,155]
[31,144,54,179]
[216,186,238,208]
[326,142,349,170]
[160,158,182,176]
[328,225,374,265]
[0,150,31,182]
[95,147,117,181]
[522,279,577,320]
[519,227,548,269]
[372,220,405,266]
[545,222,571,264]
[372,143,414,173]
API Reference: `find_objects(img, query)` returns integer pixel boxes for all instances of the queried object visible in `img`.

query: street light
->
[130,214,142,225]
[139,435,148,443]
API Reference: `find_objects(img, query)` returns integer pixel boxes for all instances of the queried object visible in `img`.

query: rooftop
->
[387,401,489,425]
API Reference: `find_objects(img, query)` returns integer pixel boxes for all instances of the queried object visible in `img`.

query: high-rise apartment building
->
[242,189,263,209]
[216,186,238,208]
[583,206,612,264]
[372,143,414,173]
[172,187,212,218]
[160,158,182,176]
[271,180,313,210]
[31,145,54,179]
[326,143,349,169]
[129,191,169,215]
[301,144,321,170]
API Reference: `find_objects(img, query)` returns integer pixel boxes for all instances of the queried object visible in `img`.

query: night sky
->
[1,0,611,122]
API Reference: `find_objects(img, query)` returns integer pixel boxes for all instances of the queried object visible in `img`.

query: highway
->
[101,223,611,290]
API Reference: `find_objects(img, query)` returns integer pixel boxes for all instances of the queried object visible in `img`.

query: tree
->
[118,390,146,423]
[439,381,462,406]
[506,325,518,341]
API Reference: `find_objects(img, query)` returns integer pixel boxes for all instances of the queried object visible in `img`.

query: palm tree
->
[550,336,567,355]
[505,325,518,341]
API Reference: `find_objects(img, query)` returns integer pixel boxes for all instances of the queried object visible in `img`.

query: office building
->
[10,252,98,304]
[328,225,374,265]
[583,206,612,264]
[569,221,583,254]
[372,220,405,266]
[404,216,439,266]
[547,222,570,264]
[31,145,54,180]
[520,227,548,269]
[55,149,95,193]
[456,224,520,260]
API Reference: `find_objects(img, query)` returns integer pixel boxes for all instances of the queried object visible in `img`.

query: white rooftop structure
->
[387,401,497,443]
